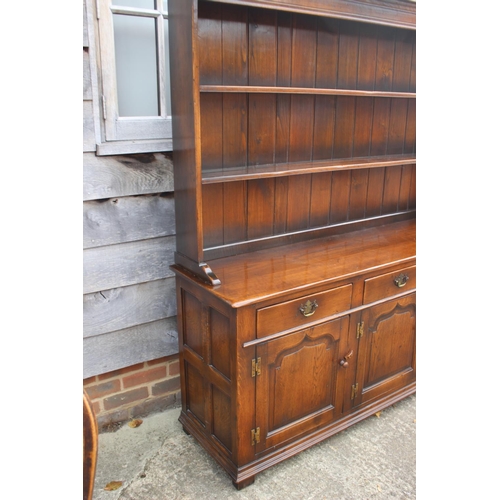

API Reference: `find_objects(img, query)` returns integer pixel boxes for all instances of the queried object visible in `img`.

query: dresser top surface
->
[173,219,416,307]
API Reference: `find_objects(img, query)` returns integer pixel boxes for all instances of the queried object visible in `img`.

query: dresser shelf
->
[202,153,416,183]
[200,85,416,99]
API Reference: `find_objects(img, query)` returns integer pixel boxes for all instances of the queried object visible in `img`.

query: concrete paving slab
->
[92,394,416,500]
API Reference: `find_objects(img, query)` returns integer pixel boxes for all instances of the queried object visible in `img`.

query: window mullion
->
[157,14,167,119]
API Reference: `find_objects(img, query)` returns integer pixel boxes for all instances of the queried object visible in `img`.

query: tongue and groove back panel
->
[197,2,415,255]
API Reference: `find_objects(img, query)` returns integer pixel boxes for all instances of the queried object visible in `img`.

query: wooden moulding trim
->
[202,155,416,184]
[242,288,416,348]
[201,0,416,30]
[200,85,416,99]
[203,211,416,261]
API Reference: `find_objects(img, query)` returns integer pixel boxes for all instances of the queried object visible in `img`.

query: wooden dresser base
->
[179,383,416,488]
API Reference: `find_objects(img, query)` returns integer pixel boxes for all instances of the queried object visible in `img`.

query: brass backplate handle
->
[394,273,410,288]
[299,299,318,317]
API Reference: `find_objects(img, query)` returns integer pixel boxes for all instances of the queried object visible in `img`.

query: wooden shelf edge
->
[202,154,416,184]
[200,85,416,99]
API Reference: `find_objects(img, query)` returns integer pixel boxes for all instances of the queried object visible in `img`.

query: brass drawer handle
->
[394,273,410,288]
[299,300,318,317]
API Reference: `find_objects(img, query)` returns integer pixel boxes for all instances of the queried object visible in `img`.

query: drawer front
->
[363,265,416,304]
[256,284,352,338]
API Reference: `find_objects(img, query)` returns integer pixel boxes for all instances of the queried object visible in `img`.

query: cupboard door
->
[255,316,350,454]
[354,293,416,407]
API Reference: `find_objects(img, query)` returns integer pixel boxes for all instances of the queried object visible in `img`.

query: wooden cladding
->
[202,163,415,248]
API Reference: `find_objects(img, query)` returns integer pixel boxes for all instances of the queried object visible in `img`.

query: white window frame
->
[96,0,172,155]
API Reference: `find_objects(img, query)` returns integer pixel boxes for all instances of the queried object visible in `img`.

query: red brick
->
[152,376,180,396]
[103,387,149,411]
[168,360,180,376]
[83,376,97,386]
[85,379,121,400]
[122,366,167,389]
[98,362,145,381]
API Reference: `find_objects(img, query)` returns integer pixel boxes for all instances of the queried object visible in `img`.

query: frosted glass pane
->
[113,14,159,117]
[112,0,154,8]
[164,21,171,116]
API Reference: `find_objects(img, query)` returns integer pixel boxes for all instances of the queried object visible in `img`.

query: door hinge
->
[251,427,261,445]
[351,383,358,400]
[357,321,364,339]
[252,357,261,377]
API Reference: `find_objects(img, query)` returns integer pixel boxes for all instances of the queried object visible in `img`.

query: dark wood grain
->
[200,85,415,98]
[286,174,312,231]
[202,0,416,30]
[313,18,338,160]
[202,183,224,247]
[223,181,247,243]
[202,154,416,182]
[200,93,223,168]
[404,99,416,154]
[330,169,351,223]
[169,0,203,265]
[365,167,385,217]
[198,2,222,85]
[337,20,358,89]
[348,168,369,220]
[354,293,416,407]
[170,0,416,489]
[256,317,348,453]
[387,98,408,155]
[393,29,415,92]
[309,171,333,227]
[247,178,276,238]
[248,7,277,86]
[398,164,414,212]
[182,219,416,307]
[382,165,402,214]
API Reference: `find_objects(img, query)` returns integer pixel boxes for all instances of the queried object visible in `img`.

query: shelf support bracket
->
[200,263,221,286]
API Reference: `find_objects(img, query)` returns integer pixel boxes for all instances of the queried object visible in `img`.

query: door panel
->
[354,293,416,407]
[256,316,349,454]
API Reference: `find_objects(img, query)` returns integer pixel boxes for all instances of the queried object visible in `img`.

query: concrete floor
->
[92,394,416,500]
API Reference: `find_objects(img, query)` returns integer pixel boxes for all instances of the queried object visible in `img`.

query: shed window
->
[96,0,172,154]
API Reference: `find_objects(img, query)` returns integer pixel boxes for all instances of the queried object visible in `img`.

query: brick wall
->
[83,354,181,431]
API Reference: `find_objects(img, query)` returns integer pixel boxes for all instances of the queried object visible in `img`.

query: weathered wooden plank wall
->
[83,0,178,379]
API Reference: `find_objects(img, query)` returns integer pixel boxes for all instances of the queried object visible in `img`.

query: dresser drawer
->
[256,284,352,338]
[363,265,416,304]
